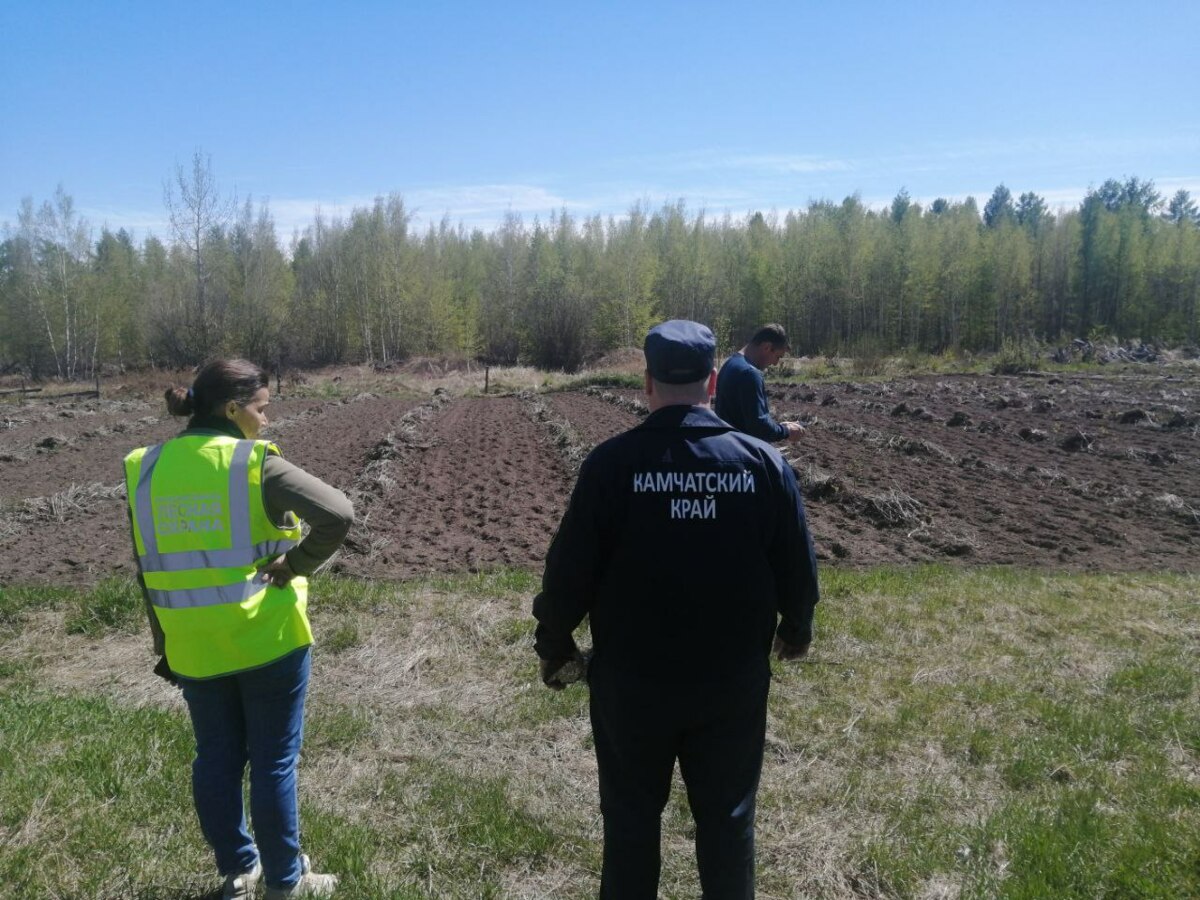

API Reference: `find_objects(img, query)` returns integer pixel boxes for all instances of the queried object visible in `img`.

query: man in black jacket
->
[534,319,820,899]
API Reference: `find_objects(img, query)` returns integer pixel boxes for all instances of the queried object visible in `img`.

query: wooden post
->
[484,366,490,394]
[19,376,25,406]
[95,371,101,399]
[275,366,282,398]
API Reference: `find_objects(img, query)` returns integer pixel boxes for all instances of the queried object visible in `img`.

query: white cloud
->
[1151,176,1200,199]
[266,196,373,238]
[689,153,851,175]
[407,183,577,223]
[257,184,583,235]
[42,159,1200,247]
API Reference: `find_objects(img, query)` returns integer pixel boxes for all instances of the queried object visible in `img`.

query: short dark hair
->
[750,323,789,350]
[165,359,268,417]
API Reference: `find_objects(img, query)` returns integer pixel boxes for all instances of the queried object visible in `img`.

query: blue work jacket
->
[533,404,819,682]
[715,352,789,442]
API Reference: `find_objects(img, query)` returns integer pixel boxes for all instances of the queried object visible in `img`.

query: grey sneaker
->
[264,855,338,899]
[223,861,262,900]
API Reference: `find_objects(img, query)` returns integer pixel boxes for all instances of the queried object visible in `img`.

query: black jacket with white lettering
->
[533,404,819,682]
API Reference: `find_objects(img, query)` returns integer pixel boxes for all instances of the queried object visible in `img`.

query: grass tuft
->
[64,577,144,637]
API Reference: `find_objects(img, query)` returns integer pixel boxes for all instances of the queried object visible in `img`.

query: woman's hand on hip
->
[257,554,296,588]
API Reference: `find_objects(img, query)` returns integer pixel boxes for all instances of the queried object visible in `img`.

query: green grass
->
[0,689,203,898]
[298,760,567,899]
[64,576,144,636]
[756,566,1200,899]
[0,583,75,630]
[0,577,147,640]
[546,372,644,392]
[0,566,1196,898]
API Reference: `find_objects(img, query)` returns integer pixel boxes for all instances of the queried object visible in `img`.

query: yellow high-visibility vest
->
[124,434,312,678]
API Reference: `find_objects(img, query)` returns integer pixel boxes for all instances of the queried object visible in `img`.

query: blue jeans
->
[179,645,311,890]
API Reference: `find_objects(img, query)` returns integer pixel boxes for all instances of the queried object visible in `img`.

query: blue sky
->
[2,0,1198,243]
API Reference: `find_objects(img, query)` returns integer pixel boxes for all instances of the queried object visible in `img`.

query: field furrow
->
[1,369,1196,587]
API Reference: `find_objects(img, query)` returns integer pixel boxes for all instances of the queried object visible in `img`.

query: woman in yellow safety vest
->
[125,359,353,900]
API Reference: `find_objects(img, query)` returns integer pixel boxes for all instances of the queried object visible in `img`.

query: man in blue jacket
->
[534,319,820,899]
[715,323,804,443]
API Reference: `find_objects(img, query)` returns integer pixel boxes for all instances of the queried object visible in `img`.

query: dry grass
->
[65,363,645,408]
[795,464,843,500]
[0,481,126,538]
[582,385,649,418]
[1154,493,1200,525]
[823,422,958,465]
[341,394,450,560]
[859,488,927,528]
[518,392,590,474]
[4,608,182,710]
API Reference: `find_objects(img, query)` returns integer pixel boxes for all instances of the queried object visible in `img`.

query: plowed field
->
[1,369,1197,587]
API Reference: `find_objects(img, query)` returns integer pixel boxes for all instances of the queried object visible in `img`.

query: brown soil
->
[544,392,642,448]
[1,370,1197,587]
[769,372,1199,569]
[332,395,574,579]
[268,395,422,490]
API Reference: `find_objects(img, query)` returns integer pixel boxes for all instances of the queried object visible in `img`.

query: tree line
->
[3,155,1199,378]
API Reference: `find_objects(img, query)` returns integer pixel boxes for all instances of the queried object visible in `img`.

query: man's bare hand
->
[257,554,296,588]
[773,636,810,661]
[783,422,805,443]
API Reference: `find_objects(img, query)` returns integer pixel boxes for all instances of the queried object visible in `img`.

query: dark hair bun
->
[165,360,266,419]
[164,387,194,417]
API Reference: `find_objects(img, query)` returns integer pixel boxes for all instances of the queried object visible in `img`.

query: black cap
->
[644,320,716,384]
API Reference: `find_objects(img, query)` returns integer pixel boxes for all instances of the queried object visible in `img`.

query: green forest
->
[3,156,1199,377]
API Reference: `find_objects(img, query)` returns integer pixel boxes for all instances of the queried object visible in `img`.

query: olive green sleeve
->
[261,455,355,576]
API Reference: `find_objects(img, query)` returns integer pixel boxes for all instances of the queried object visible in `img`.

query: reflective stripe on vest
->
[132,440,298,580]
[138,540,300,575]
[125,435,311,679]
[146,578,265,609]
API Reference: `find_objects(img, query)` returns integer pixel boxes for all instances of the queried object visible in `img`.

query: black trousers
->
[589,665,770,900]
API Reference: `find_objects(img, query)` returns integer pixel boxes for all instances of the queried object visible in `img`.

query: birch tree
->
[9,188,94,378]
[164,152,236,361]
